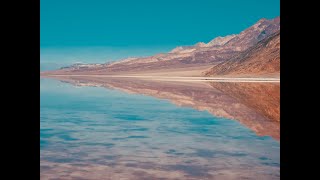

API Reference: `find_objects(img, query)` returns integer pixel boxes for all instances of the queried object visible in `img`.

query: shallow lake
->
[40,77,280,180]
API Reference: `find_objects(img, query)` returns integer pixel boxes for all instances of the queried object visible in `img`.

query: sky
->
[40,0,279,69]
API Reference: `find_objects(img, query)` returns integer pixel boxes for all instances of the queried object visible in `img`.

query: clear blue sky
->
[40,0,279,48]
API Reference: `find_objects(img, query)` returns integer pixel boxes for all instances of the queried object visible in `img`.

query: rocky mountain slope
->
[42,17,280,75]
[204,30,280,76]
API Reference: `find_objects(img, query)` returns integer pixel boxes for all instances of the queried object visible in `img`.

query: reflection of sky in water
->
[40,78,280,179]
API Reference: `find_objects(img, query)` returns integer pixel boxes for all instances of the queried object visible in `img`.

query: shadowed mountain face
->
[204,31,280,76]
[42,17,280,75]
[46,76,280,140]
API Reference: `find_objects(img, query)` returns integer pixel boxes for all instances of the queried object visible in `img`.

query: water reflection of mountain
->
[49,76,280,140]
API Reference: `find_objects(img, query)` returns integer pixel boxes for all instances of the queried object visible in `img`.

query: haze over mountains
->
[42,17,280,77]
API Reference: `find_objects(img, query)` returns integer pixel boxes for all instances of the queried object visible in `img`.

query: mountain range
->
[42,17,280,77]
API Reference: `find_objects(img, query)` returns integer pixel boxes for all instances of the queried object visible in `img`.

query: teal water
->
[40,78,280,179]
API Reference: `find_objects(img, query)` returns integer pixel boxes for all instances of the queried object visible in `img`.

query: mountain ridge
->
[42,16,280,76]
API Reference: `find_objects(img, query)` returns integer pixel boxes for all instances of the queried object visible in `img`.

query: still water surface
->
[40,78,280,180]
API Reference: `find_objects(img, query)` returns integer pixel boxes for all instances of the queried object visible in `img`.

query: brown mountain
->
[42,17,280,76]
[204,30,280,77]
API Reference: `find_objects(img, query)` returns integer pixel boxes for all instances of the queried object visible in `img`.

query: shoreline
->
[41,74,280,83]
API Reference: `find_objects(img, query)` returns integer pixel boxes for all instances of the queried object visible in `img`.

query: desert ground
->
[41,65,280,83]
